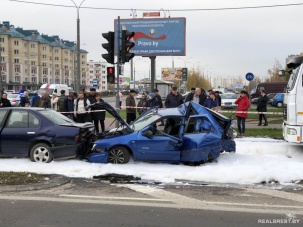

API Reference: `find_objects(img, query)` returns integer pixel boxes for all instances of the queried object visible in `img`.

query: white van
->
[38,84,70,96]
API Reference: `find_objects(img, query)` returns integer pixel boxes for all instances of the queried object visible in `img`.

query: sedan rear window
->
[38,109,75,125]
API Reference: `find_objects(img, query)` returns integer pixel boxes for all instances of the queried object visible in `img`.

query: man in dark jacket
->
[146,93,158,108]
[57,90,68,114]
[0,93,11,107]
[126,89,137,124]
[184,88,196,102]
[154,89,163,108]
[88,87,97,123]
[204,91,218,109]
[165,86,183,108]
[185,88,207,106]
[39,91,51,108]
[257,90,269,126]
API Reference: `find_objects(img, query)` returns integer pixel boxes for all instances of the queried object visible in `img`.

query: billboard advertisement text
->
[115,17,186,56]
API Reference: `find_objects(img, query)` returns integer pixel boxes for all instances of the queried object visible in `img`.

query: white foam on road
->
[0,138,303,184]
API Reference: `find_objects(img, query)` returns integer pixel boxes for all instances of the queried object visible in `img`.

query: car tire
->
[276,102,283,108]
[108,146,130,164]
[30,143,53,163]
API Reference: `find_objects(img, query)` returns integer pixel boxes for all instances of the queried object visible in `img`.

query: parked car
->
[251,93,277,104]
[87,102,236,164]
[269,93,284,108]
[4,90,15,94]
[0,108,95,163]
[6,93,21,107]
[221,93,238,109]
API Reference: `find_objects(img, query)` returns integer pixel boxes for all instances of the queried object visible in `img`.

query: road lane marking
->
[246,189,303,203]
[59,194,170,202]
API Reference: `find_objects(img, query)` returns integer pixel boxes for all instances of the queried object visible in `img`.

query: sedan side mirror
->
[142,130,153,138]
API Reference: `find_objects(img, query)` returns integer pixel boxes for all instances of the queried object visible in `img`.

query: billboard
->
[115,76,130,85]
[161,67,185,81]
[115,17,186,56]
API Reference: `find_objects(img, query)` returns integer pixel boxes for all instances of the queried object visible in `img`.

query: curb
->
[0,174,70,192]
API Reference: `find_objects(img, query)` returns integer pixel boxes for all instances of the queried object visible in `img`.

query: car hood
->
[59,122,95,129]
[86,101,132,131]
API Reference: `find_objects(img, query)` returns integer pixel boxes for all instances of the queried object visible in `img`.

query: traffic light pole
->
[149,56,156,92]
[115,16,121,128]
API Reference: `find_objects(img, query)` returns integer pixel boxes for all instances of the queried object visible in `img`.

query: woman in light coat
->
[51,93,59,111]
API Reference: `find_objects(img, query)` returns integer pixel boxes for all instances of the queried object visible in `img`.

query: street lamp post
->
[70,0,87,93]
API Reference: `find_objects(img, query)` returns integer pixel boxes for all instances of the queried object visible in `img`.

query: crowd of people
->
[0,86,273,138]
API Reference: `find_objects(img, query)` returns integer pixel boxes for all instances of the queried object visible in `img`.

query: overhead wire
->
[7,0,303,11]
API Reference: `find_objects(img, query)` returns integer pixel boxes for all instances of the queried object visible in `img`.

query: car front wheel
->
[276,102,283,108]
[30,143,53,163]
[108,146,130,164]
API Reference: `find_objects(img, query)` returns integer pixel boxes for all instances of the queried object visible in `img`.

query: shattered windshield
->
[131,111,161,131]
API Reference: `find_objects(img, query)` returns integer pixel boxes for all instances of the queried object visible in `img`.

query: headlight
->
[287,128,297,135]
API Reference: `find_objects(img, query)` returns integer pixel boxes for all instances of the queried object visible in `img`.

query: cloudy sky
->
[2,0,303,81]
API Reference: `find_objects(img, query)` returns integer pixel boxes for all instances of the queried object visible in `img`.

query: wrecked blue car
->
[88,102,236,164]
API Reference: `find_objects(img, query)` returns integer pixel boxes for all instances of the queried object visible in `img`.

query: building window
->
[42,63,47,67]
[50,56,52,60]
[102,81,105,84]
[55,49,59,53]
[14,50,19,54]
[102,76,105,79]
[96,70,100,73]
[1,57,4,62]
[14,68,20,73]
[14,40,19,45]
[43,70,47,74]
[0,37,4,42]
[25,77,28,82]
[1,66,4,71]
[102,65,105,68]
[0,47,4,52]
[30,52,35,57]
[32,77,36,82]
[55,57,59,61]
[42,55,47,59]
[81,55,85,59]
[64,51,68,55]
[42,46,47,51]
[15,76,19,82]
[25,69,28,73]
[31,69,36,74]
[64,58,68,62]
[102,86,106,90]
[24,43,27,48]
[55,71,59,76]
[14,59,19,64]
[102,71,105,74]
[82,68,85,72]
[43,78,47,83]
[31,61,35,65]
[31,43,35,48]
[90,70,93,73]
[55,64,59,68]
[24,52,28,57]
[90,65,93,68]
[81,61,85,65]
[64,65,68,70]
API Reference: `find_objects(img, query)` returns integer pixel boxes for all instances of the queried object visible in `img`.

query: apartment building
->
[87,60,108,91]
[0,21,88,92]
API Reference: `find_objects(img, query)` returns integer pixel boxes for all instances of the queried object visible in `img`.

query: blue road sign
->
[245,72,254,81]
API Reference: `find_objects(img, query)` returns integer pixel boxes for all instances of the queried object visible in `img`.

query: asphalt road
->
[0,179,302,226]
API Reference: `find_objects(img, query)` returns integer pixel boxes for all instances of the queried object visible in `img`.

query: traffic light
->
[121,30,135,63]
[182,68,188,81]
[107,67,115,84]
[102,32,115,64]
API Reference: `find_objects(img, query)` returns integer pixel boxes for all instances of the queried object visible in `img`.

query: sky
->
[2,0,303,81]
[1,138,303,185]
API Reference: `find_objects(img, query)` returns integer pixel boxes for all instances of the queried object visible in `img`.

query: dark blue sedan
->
[88,102,236,164]
[0,107,95,163]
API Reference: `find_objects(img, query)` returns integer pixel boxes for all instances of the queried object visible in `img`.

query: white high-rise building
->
[211,76,239,89]
[87,60,108,91]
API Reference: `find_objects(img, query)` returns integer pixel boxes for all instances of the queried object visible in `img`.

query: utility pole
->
[115,16,121,127]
